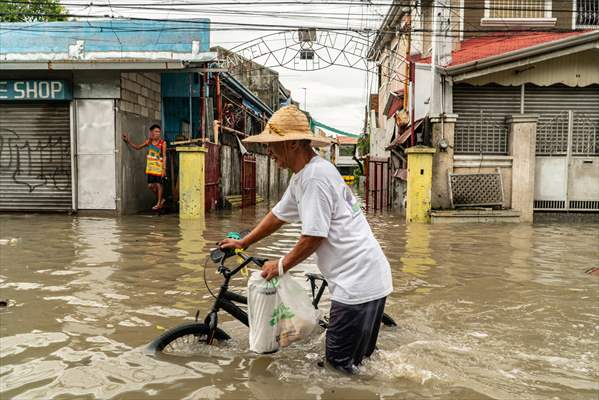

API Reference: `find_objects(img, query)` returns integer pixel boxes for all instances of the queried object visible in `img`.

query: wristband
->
[277,257,285,277]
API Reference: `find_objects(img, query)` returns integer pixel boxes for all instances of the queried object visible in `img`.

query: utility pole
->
[430,0,441,116]
[430,0,452,116]
[405,8,415,146]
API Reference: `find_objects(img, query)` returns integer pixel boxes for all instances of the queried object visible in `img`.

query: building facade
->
[0,20,214,214]
[369,1,599,220]
[0,19,293,214]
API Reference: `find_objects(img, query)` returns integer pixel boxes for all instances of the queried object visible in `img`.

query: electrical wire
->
[0,0,588,14]
[0,15,584,38]
[203,255,218,299]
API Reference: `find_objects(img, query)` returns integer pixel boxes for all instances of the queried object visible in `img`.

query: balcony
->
[576,0,599,29]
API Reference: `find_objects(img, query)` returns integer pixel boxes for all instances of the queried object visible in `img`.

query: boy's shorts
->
[147,175,166,184]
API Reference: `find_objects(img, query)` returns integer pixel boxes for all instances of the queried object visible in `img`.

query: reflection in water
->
[75,217,121,265]
[1,211,598,400]
[173,218,209,309]
[400,224,436,280]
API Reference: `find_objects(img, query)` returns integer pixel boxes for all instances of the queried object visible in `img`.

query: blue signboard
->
[0,80,72,100]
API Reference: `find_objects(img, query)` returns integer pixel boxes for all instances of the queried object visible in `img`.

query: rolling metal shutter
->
[0,102,72,211]
[524,84,599,155]
[453,84,521,154]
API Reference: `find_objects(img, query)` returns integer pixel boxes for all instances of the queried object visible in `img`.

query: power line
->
[0,14,584,37]
[0,12,379,31]
[0,0,591,15]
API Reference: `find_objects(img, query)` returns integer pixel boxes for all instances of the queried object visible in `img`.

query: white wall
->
[415,63,432,121]
[76,99,117,210]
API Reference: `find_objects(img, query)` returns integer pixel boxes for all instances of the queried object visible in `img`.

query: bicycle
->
[148,232,397,355]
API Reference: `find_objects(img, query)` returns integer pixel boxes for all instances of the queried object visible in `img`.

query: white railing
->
[576,0,599,28]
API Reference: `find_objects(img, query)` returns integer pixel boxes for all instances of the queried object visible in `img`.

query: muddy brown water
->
[1,207,598,400]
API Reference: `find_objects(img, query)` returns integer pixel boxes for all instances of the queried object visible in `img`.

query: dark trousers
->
[325,296,386,373]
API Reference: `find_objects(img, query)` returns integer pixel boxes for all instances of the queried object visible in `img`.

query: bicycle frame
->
[202,248,396,344]
[204,251,261,343]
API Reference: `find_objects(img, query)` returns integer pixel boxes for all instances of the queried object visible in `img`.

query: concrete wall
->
[220,144,242,198]
[256,153,270,199]
[377,33,409,130]
[117,112,159,213]
[220,142,289,205]
[278,167,290,200]
[120,72,161,121]
[117,72,162,214]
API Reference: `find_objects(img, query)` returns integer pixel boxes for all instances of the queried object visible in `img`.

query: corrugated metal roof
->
[337,136,358,145]
[221,73,273,117]
[417,31,590,67]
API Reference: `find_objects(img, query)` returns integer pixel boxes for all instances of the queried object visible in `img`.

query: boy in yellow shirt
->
[122,124,167,210]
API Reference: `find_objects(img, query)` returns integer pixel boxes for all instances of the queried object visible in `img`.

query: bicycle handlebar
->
[210,235,267,277]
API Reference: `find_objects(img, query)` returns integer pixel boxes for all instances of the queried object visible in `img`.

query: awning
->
[386,118,424,150]
[383,90,404,118]
[221,72,273,117]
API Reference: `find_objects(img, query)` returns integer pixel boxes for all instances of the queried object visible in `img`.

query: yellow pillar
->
[406,146,436,224]
[176,146,207,218]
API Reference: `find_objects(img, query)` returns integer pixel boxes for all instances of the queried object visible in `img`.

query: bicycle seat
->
[305,272,325,281]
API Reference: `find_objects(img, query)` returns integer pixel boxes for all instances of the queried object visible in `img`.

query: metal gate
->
[204,142,221,211]
[241,153,256,208]
[365,156,390,211]
[0,102,72,211]
[453,84,520,154]
[527,85,599,211]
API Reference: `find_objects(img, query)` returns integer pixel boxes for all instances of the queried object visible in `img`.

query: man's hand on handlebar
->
[218,238,246,250]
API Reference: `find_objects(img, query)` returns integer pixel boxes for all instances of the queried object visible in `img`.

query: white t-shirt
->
[272,156,393,305]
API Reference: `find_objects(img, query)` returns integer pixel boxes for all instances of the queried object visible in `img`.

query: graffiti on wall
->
[0,129,71,192]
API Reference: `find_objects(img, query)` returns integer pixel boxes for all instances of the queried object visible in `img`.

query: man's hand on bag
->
[261,260,279,281]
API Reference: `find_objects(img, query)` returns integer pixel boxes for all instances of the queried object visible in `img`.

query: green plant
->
[1,0,67,22]
[357,134,370,157]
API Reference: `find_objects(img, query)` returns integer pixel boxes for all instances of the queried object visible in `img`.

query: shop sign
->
[0,80,72,100]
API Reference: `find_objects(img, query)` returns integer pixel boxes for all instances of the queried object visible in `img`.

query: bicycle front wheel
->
[148,323,231,355]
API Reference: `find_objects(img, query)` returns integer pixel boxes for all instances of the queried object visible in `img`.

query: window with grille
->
[576,0,599,28]
[453,84,520,155]
[486,0,550,19]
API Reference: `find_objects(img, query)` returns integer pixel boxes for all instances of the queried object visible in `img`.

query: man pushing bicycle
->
[219,105,393,374]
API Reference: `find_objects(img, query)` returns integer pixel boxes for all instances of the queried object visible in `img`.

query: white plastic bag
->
[275,274,320,347]
[247,272,279,353]
[247,271,320,353]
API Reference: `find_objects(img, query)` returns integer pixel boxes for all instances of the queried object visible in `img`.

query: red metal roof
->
[418,31,589,67]
[337,136,358,145]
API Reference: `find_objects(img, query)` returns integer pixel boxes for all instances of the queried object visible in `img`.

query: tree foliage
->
[0,0,67,22]
[357,134,370,157]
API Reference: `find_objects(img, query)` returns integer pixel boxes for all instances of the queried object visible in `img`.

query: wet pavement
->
[1,206,598,399]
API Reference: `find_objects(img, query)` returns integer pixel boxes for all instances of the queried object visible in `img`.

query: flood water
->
[1,206,598,400]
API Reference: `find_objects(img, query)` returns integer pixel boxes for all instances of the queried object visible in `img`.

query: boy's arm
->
[122,133,148,150]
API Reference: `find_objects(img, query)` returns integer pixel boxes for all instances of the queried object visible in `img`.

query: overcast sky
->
[63,0,388,135]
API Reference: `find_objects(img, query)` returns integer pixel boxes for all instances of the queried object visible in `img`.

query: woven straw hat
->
[243,105,332,148]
